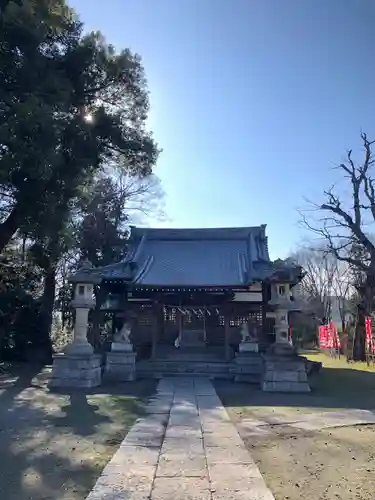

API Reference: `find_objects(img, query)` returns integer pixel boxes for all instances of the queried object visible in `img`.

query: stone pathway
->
[86,377,274,500]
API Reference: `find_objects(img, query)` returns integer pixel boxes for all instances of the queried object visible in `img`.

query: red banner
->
[319,325,329,348]
[320,318,374,353]
[319,322,341,349]
[365,317,374,353]
[329,321,341,349]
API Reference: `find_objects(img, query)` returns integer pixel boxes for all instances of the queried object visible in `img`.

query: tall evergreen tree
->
[0,0,159,250]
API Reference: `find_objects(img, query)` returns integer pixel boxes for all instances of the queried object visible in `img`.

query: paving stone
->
[146,396,173,405]
[211,486,275,500]
[148,396,174,407]
[137,413,169,426]
[165,424,203,439]
[168,414,201,427]
[173,396,197,406]
[131,420,165,436]
[196,395,222,408]
[152,477,211,500]
[161,436,204,454]
[87,488,152,499]
[87,466,155,499]
[173,382,195,390]
[122,431,163,447]
[150,393,174,402]
[157,451,207,477]
[197,402,225,411]
[171,405,199,415]
[208,462,263,483]
[202,422,241,438]
[115,445,160,466]
[203,434,245,448]
[145,403,172,415]
[199,409,231,423]
[97,465,155,488]
[205,445,255,464]
[194,388,217,396]
[156,380,176,394]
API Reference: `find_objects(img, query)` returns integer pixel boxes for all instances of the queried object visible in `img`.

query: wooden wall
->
[127,302,266,349]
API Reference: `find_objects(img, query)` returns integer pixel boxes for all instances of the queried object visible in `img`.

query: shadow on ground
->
[0,363,156,500]
[216,366,375,412]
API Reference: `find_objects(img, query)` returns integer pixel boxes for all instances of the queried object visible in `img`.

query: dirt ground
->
[215,357,375,500]
[242,422,375,500]
[0,364,156,500]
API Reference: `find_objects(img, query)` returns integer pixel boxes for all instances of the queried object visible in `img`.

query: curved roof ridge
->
[130,225,267,241]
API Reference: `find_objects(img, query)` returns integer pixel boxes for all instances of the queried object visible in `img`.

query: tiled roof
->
[68,227,303,287]
[123,226,273,287]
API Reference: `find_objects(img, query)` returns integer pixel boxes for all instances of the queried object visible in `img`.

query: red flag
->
[365,317,374,353]
[319,325,328,348]
[329,321,341,349]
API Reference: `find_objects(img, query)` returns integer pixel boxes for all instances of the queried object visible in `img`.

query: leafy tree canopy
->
[0,0,159,250]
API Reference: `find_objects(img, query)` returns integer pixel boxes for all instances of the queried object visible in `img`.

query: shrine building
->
[70,225,302,367]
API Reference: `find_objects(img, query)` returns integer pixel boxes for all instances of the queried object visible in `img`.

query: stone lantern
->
[49,260,102,388]
[269,282,292,345]
[261,263,310,393]
[65,282,95,355]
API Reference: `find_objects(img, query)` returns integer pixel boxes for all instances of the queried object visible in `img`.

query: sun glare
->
[84,113,94,123]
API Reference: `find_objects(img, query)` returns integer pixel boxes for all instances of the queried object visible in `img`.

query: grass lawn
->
[215,353,375,500]
[305,351,375,411]
[0,364,156,500]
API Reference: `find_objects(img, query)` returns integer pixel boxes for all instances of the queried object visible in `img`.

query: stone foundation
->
[239,341,259,353]
[49,353,102,388]
[262,351,310,392]
[234,351,262,383]
[104,351,136,382]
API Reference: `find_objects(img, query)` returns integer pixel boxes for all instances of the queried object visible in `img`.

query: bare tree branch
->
[301,133,375,360]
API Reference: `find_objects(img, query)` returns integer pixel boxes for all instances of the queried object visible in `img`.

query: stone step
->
[136,370,234,380]
[156,353,223,362]
[136,352,264,381]
[156,347,224,358]
[137,363,232,373]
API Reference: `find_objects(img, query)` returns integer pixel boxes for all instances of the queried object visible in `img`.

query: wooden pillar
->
[159,303,165,343]
[261,281,268,343]
[224,314,231,360]
[111,313,116,337]
[261,304,267,342]
[151,303,158,359]
[177,307,183,345]
[203,308,207,343]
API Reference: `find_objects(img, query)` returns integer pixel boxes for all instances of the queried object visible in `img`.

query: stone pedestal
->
[49,353,102,388]
[261,342,310,392]
[105,349,136,382]
[239,341,259,353]
[234,351,262,383]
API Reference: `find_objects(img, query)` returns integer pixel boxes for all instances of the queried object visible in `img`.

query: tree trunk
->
[353,304,366,361]
[39,267,56,361]
[0,206,21,252]
[341,319,346,336]
[89,285,107,351]
[353,273,375,361]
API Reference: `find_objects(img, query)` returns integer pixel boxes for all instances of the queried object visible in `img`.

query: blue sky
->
[69,0,375,259]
